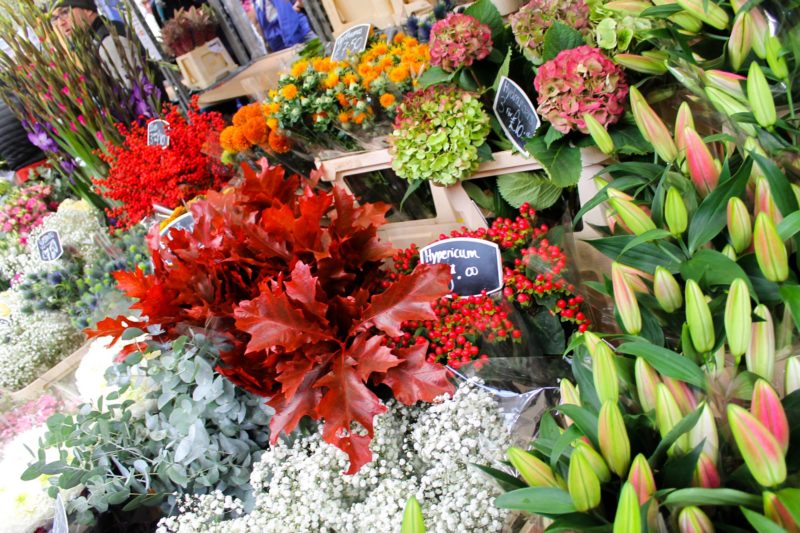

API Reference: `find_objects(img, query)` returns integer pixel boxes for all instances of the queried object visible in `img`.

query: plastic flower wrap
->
[511,0,591,65]
[390,85,490,185]
[534,45,628,134]
[429,13,493,72]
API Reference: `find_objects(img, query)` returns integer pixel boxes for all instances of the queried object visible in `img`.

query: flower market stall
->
[0,0,799,531]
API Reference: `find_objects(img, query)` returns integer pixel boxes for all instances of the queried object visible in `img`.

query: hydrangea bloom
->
[511,0,591,65]
[429,13,493,72]
[534,45,628,134]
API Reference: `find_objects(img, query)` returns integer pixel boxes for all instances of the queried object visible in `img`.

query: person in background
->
[249,0,315,51]
[150,0,205,26]
[0,100,45,183]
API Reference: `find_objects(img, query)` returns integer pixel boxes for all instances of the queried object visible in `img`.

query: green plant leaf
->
[780,285,800,338]
[495,487,577,515]
[662,443,704,489]
[419,66,456,88]
[618,229,674,257]
[549,424,582,471]
[778,211,800,241]
[640,3,683,16]
[463,182,495,211]
[572,347,601,411]
[497,172,563,210]
[545,515,610,532]
[617,343,705,388]
[492,49,512,94]
[20,462,43,481]
[663,488,762,508]
[544,126,565,148]
[740,507,790,532]
[476,142,494,162]
[777,489,800,526]
[609,125,651,155]
[587,236,683,274]
[400,179,424,211]
[687,158,751,254]
[526,137,582,188]
[401,496,426,533]
[680,250,756,295]
[649,406,703,465]
[471,464,527,492]
[751,153,799,217]
[541,22,585,62]
[557,404,599,448]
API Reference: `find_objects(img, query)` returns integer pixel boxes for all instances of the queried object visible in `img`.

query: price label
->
[0,317,10,328]
[493,76,540,156]
[331,23,371,62]
[37,230,63,262]
[419,237,503,297]
[147,119,170,149]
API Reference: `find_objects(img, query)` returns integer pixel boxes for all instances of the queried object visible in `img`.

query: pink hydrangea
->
[511,0,591,65]
[534,46,628,134]
[429,13,493,73]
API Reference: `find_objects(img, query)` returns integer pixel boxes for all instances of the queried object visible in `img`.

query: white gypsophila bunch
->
[0,238,27,282]
[156,380,512,533]
[18,199,106,279]
[0,305,83,391]
[0,425,83,533]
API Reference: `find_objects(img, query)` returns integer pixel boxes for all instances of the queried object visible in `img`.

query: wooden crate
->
[177,37,238,91]
[321,0,399,35]
[11,339,91,402]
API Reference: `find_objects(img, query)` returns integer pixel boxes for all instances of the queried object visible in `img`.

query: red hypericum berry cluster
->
[95,96,233,230]
[388,291,522,369]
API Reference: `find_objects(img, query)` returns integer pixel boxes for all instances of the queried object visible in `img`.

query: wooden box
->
[176,37,238,91]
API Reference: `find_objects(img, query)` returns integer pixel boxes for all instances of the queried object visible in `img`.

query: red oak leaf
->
[269,364,327,441]
[357,263,451,337]
[349,333,400,380]
[381,341,454,405]
[113,267,152,300]
[84,315,144,346]
[284,262,328,322]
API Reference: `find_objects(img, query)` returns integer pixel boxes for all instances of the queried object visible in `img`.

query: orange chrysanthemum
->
[242,118,269,146]
[379,93,396,108]
[281,84,298,100]
[229,128,251,152]
[291,59,309,77]
[338,111,350,123]
[267,118,279,130]
[389,65,410,83]
[219,126,237,151]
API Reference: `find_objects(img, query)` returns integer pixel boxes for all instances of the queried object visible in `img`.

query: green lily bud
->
[614,53,668,75]
[654,266,683,313]
[665,187,688,235]
[786,356,800,395]
[753,212,788,282]
[593,341,620,404]
[507,447,561,488]
[724,278,751,358]
[688,403,719,462]
[599,400,631,477]
[747,62,776,128]
[705,86,757,136]
[613,482,642,533]
[679,506,715,533]
[705,69,747,101]
[401,496,425,533]
[583,330,602,355]
[721,244,737,260]
[608,195,657,236]
[746,304,775,382]
[604,0,653,15]
[575,441,611,483]
[765,35,788,80]
[635,357,661,413]
[728,403,787,487]
[568,448,602,512]
[612,262,642,335]
[560,378,580,426]
[583,113,615,154]
[685,279,715,353]
[726,196,752,253]
[676,0,729,29]
[656,383,690,454]
[630,86,678,162]
[728,13,753,71]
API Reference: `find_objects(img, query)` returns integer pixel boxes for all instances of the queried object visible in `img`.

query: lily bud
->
[754,213,788,282]
[666,187,689,235]
[786,356,800,395]
[656,383,690,454]
[705,87,756,136]
[721,244,737,260]
[752,379,789,453]
[583,330,602,355]
[599,400,631,477]
[689,403,719,461]
[679,506,715,533]
[728,13,753,71]
[755,177,782,224]
[654,266,683,313]
[568,448,602,512]
[628,454,656,504]
[747,304,776,382]
[676,0,729,29]
[618,263,653,293]
[401,496,424,533]
[747,62,776,128]
[726,197,752,253]
[507,447,561,488]
[675,102,696,155]
[583,113,615,154]
[575,441,612,483]
[705,70,747,101]
[615,53,668,75]
[685,279,715,353]
[684,127,721,197]
[613,482,642,533]
[765,35,788,80]
[763,492,800,532]
[630,86,678,162]
[593,341,620,404]
[607,187,634,200]
[636,357,661,413]
[604,0,653,15]
[560,379,580,426]
[728,403,786,487]
[612,262,642,335]
[608,196,657,236]
[692,452,721,488]
[724,278,752,358]
[663,376,698,415]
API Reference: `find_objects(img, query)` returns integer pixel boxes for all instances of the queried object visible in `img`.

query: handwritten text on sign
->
[493,76,540,156]
[331,24,371,61]
[147,119,170,149]
[37,230,63,262]
[419,238,503,297]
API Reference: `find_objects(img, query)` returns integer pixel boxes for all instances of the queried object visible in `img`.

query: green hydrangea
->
[390,85,490,186]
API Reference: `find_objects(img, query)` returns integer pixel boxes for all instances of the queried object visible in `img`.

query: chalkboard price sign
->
[37,230,63,262]
[331,24,371,62]
[493,76,540,156]
[147,119,170,149]
[419,237,503,297]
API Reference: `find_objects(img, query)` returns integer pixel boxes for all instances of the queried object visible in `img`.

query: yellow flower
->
[267,118,279,130]
[343,72,358,86]
[281,83,298,100]
[389,65,410,83]
[324,72,340,89]
[291,59,309,77]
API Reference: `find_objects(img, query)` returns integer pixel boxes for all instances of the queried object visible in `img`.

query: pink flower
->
[534,45,628,134]
[61,86,70,95]
[512,0,590,65]
[430,13,493,72]
[78,115,87,126]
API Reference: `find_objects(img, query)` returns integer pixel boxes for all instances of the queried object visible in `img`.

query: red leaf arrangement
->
[95,97,233,230]
[89,160,454,473]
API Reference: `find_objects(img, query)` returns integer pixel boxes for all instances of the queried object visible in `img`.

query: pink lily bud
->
[786,356,800,395]
[728,403,787,487]
[688,403,719,462]
[654,266,683,313]
[754,213,788,283]
[628,453,656,504]
[728,13,753,71]
[599,400,631,477]
[705,70,747,101]
[635,357,661,413]
[618,263,653,294]
[593,341,620,404]
[656,383,690,454]
[612,262,642,335]
[692,452,721,488]
[630,86,678,162]
[507,447,561,488]
[763,492,800,532]
[748,8,769,58]
[615,53,668,75]
[754,177,783,225]
[679,506,715,533]
[608,195,657,236]
[746,304,776,382]
[684,127,721,197]
[726,197,752,253]
[663,376,698,415]
[751,379,789,453]
[675,102,695,156]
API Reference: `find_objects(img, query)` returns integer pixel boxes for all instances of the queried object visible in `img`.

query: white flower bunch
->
[157,381,512,533]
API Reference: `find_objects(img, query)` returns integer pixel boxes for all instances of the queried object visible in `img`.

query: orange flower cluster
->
[357,34,430,93]
[220,103,292,154]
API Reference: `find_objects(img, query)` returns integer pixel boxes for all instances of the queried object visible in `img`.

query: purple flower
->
[27,122,58,152]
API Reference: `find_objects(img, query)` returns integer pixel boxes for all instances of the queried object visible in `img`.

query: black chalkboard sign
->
[419,237,503,297]
[493,76,541,156]
[331,24,371,61]
[147,119,170,148]
[37,230,63,262]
